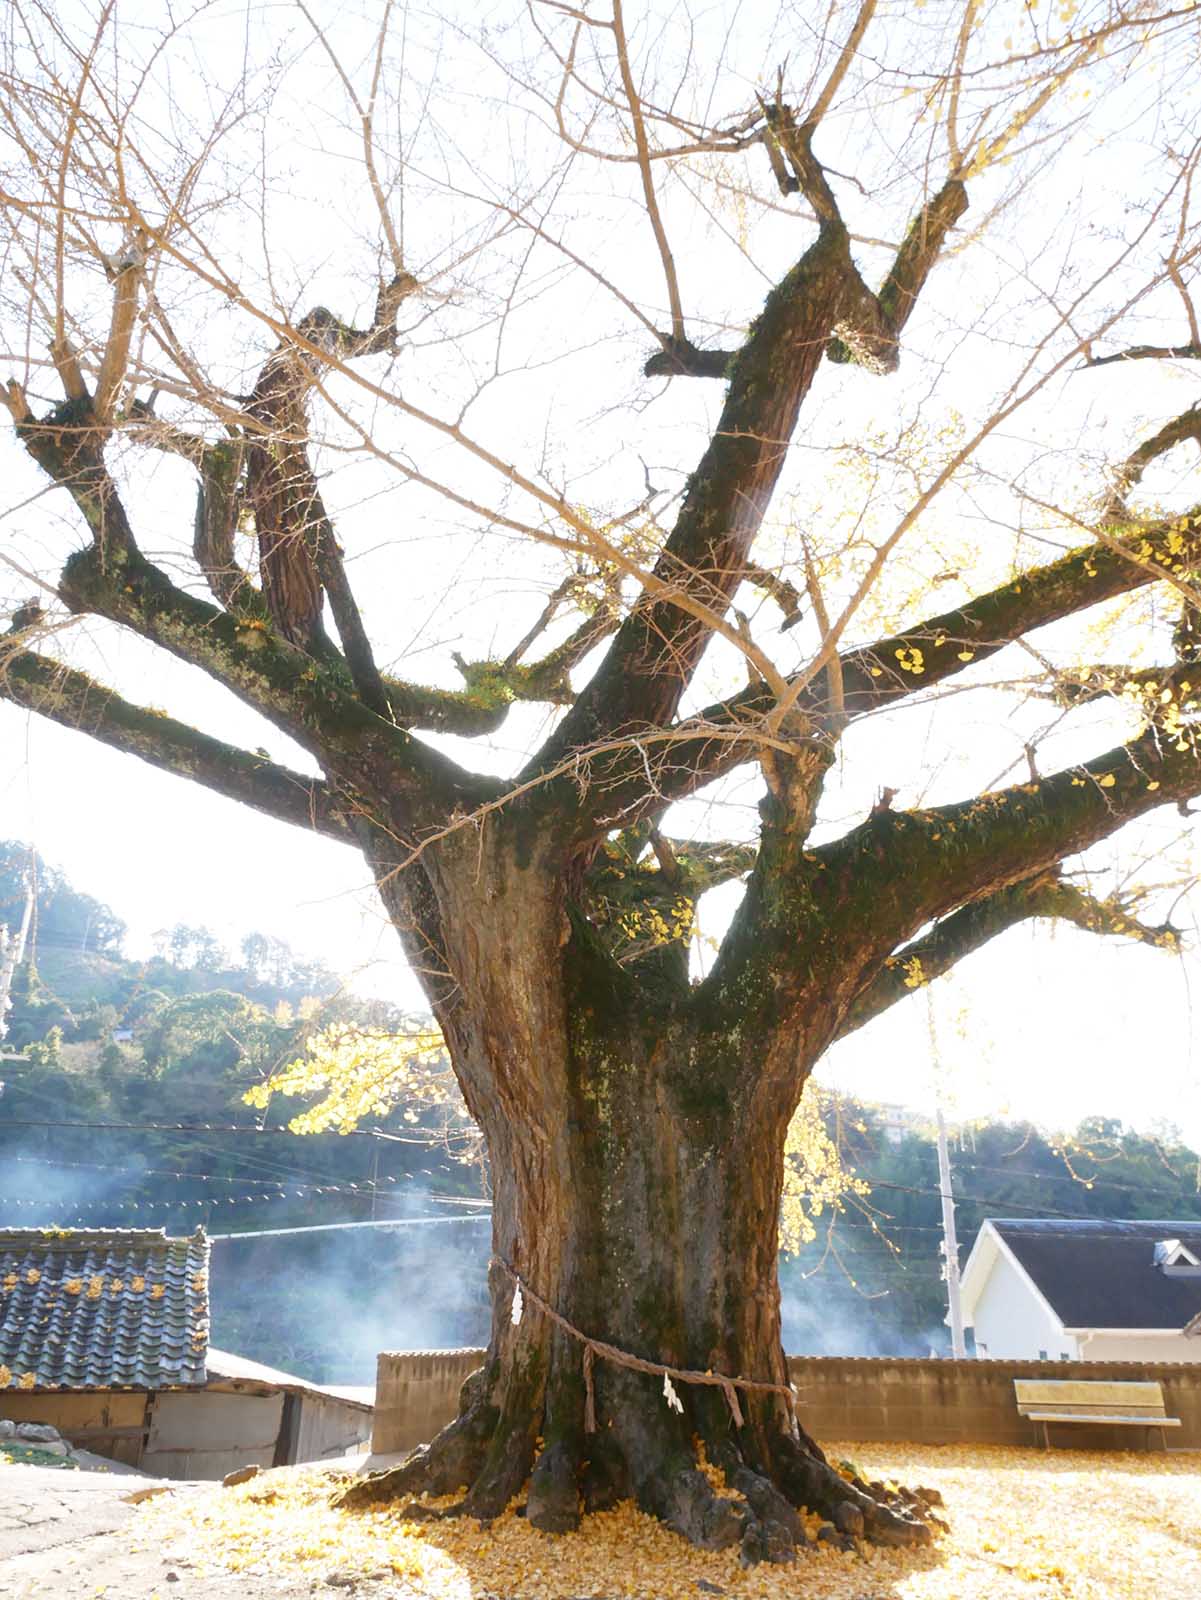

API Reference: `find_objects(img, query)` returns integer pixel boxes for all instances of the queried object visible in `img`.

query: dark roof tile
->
[0,1227,209,1390]
[992,1218,1201,1331]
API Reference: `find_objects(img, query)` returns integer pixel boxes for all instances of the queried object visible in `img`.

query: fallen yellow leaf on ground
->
[139,1440,1201,1599]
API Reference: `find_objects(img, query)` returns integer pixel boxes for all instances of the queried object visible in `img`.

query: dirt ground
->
[2,1441,1198,1599]
[0,1455,315,1600]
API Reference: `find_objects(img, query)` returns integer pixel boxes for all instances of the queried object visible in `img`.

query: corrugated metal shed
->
[0,1226,209,1390]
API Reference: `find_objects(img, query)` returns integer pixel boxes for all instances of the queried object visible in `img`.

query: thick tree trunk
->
[341,823,935,1557]
[344,1037,935,1552]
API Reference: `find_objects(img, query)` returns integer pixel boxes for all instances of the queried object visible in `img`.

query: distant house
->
[959,1218,1201,1363]
[870,1102,916,1148]
[0,1226,372,1475]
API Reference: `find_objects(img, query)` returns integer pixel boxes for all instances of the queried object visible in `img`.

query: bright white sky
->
[1,0,1199,1148]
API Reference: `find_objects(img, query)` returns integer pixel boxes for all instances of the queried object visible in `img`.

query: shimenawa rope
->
[493,1257,798,1434]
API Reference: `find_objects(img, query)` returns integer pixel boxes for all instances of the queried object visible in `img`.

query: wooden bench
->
[1014,1379,1182,1451]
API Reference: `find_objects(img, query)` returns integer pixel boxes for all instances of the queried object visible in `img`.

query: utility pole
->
[0,876,34,1045]
[936,1107,967,1359]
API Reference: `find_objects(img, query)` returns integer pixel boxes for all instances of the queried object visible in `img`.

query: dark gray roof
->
[993,1218,1201,1331]
[0,1227,209,1391]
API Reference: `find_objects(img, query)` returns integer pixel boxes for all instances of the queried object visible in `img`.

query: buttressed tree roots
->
[2,0,1199,1563]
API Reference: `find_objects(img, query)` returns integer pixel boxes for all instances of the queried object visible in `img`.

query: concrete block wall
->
[374,1350,1201,1455]
[786,1356,1201,1450]
[374,1349,485,1454]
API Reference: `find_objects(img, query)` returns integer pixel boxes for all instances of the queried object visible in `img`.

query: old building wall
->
[1083,1333,1201,1363]
[0,1389,148,1466]
[141,1390,283,1479]
[294,1391,373,1461]
[373,1349,484,1454]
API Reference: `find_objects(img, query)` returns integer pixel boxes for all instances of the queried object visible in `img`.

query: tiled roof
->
[0,1227,209,1391]
[992,1218,1201,1331]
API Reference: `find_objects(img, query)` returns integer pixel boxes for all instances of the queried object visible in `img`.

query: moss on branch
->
[585,504,1201,837]
[49,542,490,821]
[691,718,1200,1069]
[579,826,756,986]
[840,509,1201,714]
[828,177,968,370]
[839,873,1180,1038]
[0,644,355,840]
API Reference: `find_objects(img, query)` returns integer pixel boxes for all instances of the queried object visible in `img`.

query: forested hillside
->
[3,842,1199,1379]
[0,840,471,1176]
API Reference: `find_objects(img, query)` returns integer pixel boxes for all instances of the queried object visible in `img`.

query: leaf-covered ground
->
[135,1441,1201,1599]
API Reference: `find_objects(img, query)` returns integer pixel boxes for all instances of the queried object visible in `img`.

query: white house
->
[958,1218,1201,1363]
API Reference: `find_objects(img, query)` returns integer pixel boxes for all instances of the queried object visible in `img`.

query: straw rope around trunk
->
[492,1257,799,1435]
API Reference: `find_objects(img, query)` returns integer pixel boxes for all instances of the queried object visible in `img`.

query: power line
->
[0,1117,445,1142]
[948,1156,1199,1203]
[0,1152,460,1188]
[3,1081,399,1184]
[2,1152,325,1183]
[0,1167,485,1214]
[2,1090,377,1187]
[851,1155,1200,1209]
[7,1130,1195,1226]
[867,1177,1201,1224]
[208,1216,491,1242]
[0,1183,398,1213]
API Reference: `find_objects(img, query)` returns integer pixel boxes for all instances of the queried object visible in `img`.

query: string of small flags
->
[3,1152,349,1186]
[0,1174,411,1212]
[1,1117,474,1145]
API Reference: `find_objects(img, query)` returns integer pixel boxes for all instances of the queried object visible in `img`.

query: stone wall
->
[373,1350,1201,1454]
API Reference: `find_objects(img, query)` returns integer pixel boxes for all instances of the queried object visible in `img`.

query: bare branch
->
[839,874,1181,1039]
[1107,402,1201,511]
[1084,342,1201,368]
[698,721,1201,1069]
[611,0,685,343]
[828,176,968,372]
[581,499,1201,829]
[806,1,878,128]
[0,641,357,843]
[93,235,147,421]
[241,276,419,710]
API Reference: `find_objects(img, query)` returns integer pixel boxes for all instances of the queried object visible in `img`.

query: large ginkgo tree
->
[2,0,1199,1558]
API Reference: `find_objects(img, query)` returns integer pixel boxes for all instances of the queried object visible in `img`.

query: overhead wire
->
[208,1216,491,1241]
[947,1155,1200,1203]
[0,1151,453,1187]
[0,1116,466,1144]
[2,1089,365,1187]
[865,1176,1198,1223]
[0,1163,487,1216]
[5,1122,1198,1223]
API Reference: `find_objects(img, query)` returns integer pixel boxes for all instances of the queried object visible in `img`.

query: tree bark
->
[340,824,934,1558]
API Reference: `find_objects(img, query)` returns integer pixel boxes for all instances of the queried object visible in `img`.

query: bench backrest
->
[1013,1379,1167,1418]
